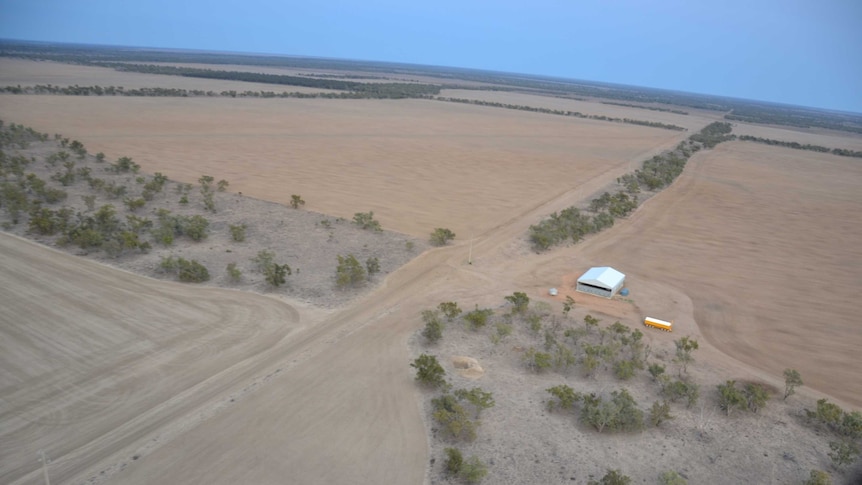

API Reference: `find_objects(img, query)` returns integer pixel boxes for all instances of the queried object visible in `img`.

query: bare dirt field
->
[2,59,861,484]
[577,141,862,407]
[0,233,303,484]
[0,94,686,238]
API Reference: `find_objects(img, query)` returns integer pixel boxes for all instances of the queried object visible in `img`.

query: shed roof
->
[577,267,625,290]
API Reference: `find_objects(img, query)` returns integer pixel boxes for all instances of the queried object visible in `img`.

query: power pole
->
[38,450,50,485]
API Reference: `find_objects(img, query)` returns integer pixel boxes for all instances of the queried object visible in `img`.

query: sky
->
[1,0,860,113]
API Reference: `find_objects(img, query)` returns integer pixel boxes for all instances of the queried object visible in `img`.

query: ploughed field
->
[0,235,300,484]
[579,141,862,407]
[0,93,684,239]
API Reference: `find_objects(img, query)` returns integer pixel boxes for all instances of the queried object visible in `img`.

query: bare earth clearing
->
[1,59,861,484]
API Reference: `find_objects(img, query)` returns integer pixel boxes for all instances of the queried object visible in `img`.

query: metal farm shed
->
[576,267,625,298]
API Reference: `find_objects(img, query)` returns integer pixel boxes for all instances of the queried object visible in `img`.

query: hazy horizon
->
[1,0,860,113]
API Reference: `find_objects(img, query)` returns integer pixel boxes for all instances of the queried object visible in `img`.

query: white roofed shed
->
[576,267,625,298]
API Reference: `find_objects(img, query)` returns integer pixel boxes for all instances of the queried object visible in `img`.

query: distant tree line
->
[95,63,441,99]
[601,101,689,115]
[738,135,862,158]
[436,97,687,131]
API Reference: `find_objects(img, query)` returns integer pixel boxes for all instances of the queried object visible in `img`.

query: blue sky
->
[1,0,860,112]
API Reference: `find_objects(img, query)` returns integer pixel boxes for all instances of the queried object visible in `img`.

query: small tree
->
[217,179,229,192]
[783,368,803,400]
[454,387,495,418]
[460,456,488,484]
[290,194,305,209]
[365,257,380,278]
[443,448,463,477]
[229,224,247,242]
[264,263,291,288]
[353,211,382,231]
[742,383,770,413]
[430,227,456,246]
[562,295,575,318]
[828,440,860,469]
[336,254,366,288]
[802,470,832,485]
[648,363,666,382]
[431,393,476,441]
[674,336,699,374]
[410,354,446,389]
[438,301,462,321]
[659,470,687,485]
[650,401,673,427]
[421,309,444,344]
[717,380,746,417]
[504,291,530,315]
[176,258,210,283]
[588,469,631,485]
[463,307,493,331]
[226,262,242,282]
[546,384,581,412]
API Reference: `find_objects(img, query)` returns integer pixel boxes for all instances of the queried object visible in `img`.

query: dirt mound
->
[451,356,484,379]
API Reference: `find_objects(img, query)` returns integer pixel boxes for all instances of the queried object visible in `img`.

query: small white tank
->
[549,288,558,296]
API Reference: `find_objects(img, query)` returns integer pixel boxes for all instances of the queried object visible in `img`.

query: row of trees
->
[738,135,862,158]
[436,97,687,131]
[529,122,735,251]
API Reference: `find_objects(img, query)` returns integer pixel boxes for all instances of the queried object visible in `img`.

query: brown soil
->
[1,59,860,485]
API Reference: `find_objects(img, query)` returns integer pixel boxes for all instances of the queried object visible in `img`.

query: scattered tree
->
[828,440,860,469]
[353,211,382,231]
[463,307,493,331]
[438,301,462,321]
[454,387,495,418]
[742,383,770,413]
[546,384,581,412]
[290,194,305,209]
[430,227,456,246]
[421,309,444,344]
[717,380,746,417]
[335,254,366,288]
[444,448,463,477]
[802,470,832,485]
[365,256,380,278]
[674,336,699,374]
[229,223,247,242]
[649,401,673,427]
[460,455,488,484]
[504,291,530,315]
[226,262,242,282]
[588,469,631,485]
[217,179,229,192]
[783,368,803,400]
[659,470,687,485]
[562,295,575,318]
[411,354,446,389]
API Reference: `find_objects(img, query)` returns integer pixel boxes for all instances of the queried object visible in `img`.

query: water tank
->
[620,288,630,297]
[549,288,558,296]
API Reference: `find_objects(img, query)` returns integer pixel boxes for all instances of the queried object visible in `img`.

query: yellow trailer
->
[644,317,673,332]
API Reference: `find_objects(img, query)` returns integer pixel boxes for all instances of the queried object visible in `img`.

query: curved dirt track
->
[0,234,302,485]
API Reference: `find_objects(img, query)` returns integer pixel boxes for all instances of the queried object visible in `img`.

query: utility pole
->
[38,450,50,485]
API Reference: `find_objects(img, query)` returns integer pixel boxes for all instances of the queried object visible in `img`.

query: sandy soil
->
[2,59,860,484]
